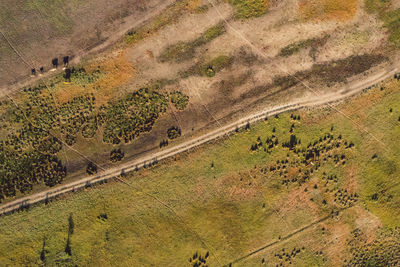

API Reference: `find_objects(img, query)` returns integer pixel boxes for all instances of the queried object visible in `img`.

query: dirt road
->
[0,63,397,216]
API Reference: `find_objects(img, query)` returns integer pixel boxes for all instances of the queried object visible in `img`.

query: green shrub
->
[102,88,168,144]
[110,149,125,162]
[86,162,97,175]
[167,126,181,139]
[170,91,189,110]
[229,0,269,19]
[202,23,225,42]
[200,55,233,77]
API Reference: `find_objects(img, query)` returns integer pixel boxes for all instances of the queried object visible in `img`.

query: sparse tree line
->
[39,212,110,265]
[30,56,70,76]
[31,56,70,76]
[189,251,209,267]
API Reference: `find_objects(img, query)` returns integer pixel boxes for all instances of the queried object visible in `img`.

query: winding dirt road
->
[0,64,398,216]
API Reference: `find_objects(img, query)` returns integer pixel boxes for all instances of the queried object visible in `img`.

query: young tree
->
[40,237,47,262]
[63,56,69,66]
[52,58,58,68]
[65,235,72,256]
[86,162,97,175]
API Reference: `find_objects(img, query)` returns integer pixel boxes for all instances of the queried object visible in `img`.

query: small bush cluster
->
[101,88,168,144]
[86,162,97,175]
[274,246,305,265]
[189,251,209,267]
[0,78,189,201]
[110,149,124,162]
[167,126,182,139]
[345,227,400,266]
[170,91,189,110]
[200,55,233,77]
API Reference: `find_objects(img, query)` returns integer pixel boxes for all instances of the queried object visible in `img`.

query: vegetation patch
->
[364,0,400,49]
[0,79,188,201]
[170,91,189,110]
[100,88,168,144]
[383,9,400,49]
[159,23,225,62]
[279,35,329,59]
[299,0,358,21]
[229,0,269,19]
[273,54,386,88]
[167,126,182,139]
[55,54,135,105]
[1,77,400,265]
[345,228,400,266]
[110,149,125,162]
[200,55,233,77]
[364,0,388,14]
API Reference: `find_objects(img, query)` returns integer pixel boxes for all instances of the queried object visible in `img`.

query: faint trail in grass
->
[226,207,350,266]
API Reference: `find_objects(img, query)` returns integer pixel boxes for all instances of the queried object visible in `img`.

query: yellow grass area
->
[54,52,135,106]
[186,0,203,11]
[299,0,359,21]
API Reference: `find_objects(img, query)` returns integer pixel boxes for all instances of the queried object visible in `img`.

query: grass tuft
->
[229,0,269,19]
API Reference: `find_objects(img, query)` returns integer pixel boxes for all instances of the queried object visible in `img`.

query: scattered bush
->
[170,91,189,110]
[86,162,97,175]
[200,55,233,77]
[110,149,125,162]
[167,126,182,139]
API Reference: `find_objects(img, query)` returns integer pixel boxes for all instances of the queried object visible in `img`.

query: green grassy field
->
[1,75,400,266]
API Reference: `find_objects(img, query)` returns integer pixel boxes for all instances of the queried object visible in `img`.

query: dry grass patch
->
[55,53,135,106]
[299,0,359,21]
[230,0,269,19]
[186,0,203,11]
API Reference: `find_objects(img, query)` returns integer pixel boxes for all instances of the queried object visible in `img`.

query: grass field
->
[1,75,400,266]
[229,0,269,19]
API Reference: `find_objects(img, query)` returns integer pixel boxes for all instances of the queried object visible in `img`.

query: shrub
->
[110,149,125,162]
[200,55,233,77]
[170,91,189,110]
[86,162,97,175]
[167,126,181,139]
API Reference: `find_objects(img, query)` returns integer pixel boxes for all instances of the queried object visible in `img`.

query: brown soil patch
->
[299,0,359,21]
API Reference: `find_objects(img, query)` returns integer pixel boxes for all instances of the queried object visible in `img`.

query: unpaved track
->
[0,65,397,216]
